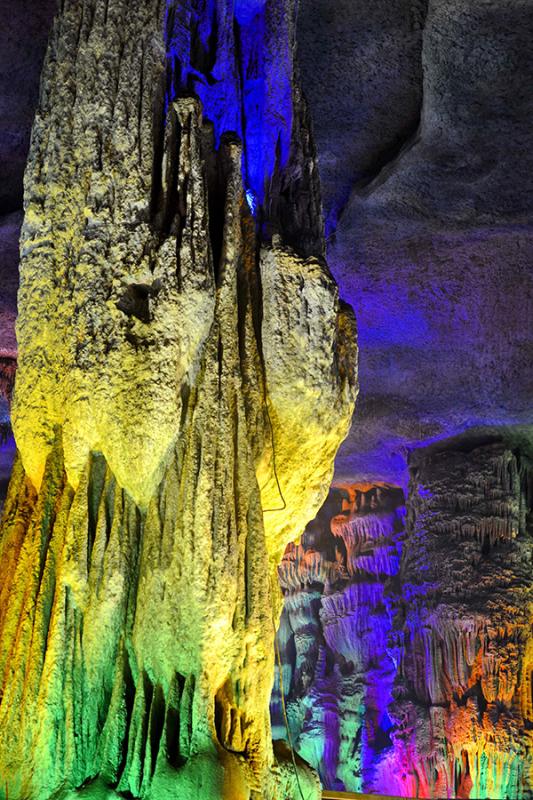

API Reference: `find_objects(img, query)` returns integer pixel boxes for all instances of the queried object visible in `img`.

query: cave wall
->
[4,0,532,492]
[273,437,533,798]
[298,0,533,487]
[282,0,533,784]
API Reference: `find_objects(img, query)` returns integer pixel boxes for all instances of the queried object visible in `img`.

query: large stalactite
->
[0,1,357,798]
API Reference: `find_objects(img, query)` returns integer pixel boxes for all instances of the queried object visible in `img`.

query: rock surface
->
[273,436,533,798]
[298,0,533,486]
[272,483,406,793]
[388,436,533,799]
[2,1,533,486]
[296,0,426,235]
[0,1,356,798]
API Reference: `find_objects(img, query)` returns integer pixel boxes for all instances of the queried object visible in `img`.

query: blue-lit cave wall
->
[272,4,533,795]
[162,0,325,256]
[297,0,533,488]
[164,0,292,207]
[159,0,323,260]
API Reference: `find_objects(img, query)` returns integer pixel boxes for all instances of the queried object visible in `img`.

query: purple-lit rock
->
[299,0,533,486]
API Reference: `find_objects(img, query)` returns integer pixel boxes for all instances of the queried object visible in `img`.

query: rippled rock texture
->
[301,0,533,487]
[273,437,533,798]
[0,1,357,798]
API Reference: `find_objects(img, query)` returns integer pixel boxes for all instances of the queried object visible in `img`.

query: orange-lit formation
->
[273,457,533,799]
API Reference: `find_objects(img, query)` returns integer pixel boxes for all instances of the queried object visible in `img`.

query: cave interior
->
[0,1,532,799]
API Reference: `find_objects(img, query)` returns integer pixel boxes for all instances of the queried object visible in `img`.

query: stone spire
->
[0,1,357,798]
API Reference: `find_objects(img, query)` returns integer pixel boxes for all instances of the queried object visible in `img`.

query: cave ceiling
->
[1,0,533,486]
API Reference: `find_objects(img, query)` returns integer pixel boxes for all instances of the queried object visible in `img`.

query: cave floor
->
[322,792,403,799]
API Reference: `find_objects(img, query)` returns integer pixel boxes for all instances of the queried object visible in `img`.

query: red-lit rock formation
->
[387,437,533,799]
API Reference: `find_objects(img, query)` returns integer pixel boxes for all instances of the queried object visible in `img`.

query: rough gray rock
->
[296,0,427,233]
[298,0,533,486]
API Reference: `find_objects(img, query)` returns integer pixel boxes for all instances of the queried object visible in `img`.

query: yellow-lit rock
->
[0,1,357,798]
[259,243,357,577]
[14,95,216,509]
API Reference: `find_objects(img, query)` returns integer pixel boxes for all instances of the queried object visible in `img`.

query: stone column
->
[0,1,357,798]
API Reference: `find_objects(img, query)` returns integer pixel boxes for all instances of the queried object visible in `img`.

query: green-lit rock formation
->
[0,1,357,797]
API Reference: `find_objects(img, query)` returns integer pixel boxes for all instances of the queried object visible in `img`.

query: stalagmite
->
[0,1,357,798]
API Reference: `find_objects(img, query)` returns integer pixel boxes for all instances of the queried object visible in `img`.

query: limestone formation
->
[0,1,357,798]
[273,441,533,799]
[388,438,533,799]
[272,483,406,793]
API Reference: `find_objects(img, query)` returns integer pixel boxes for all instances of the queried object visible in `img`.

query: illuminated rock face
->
[302,0,533,489]
[273,441,533,798]
[272,483,406,793]
[0,1,357,798]
[388,438,533,799]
